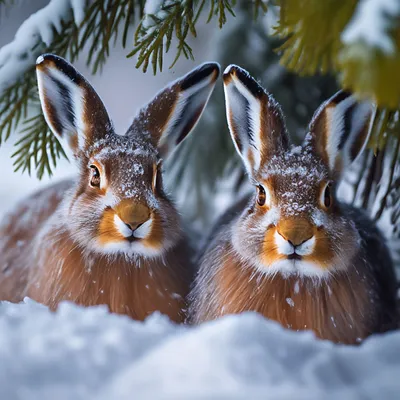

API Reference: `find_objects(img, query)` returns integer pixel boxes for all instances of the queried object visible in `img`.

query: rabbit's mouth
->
[287,253,302,261]
[126,236,140,243]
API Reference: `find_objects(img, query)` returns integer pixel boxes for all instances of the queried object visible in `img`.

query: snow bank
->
[0,299,399,399]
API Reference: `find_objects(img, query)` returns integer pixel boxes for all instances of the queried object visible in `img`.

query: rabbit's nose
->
[287,238,312,248]
[115,200,150,231]
[125,221,144,232]
[277,218,314,247]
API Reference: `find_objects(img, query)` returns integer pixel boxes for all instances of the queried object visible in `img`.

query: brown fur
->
[98,209,127,245]
[0,181,68,302]
[28,230,190,322]
[216,248,370,344]
[189,195,398,343]
[193,241,381,344]
[0,182,191,322]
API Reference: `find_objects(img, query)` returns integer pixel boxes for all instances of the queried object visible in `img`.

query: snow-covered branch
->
[0,0,86,93]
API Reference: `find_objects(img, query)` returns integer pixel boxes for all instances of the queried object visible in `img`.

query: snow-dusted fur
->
[0,54,220,322]
[189,65,398,343]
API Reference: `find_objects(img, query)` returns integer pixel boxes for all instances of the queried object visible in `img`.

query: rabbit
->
[189,65,398,343]
[0,54,220,322]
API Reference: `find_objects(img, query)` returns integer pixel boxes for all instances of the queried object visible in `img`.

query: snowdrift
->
[0,299,399,399]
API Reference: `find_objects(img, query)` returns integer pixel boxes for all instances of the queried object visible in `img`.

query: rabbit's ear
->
[36,54,112,158]
[128,62,220,158]
[223,65,289,178]
[308,90,375,176]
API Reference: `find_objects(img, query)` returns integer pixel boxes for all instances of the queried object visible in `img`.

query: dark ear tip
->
[329,90,353,104]
[199,62,220,76]
[180,62,220,90]
[199,62,220,82]
[222,64,242,82]
[36,53,66,68]
[223,64,265,98]
[36,53,81,82]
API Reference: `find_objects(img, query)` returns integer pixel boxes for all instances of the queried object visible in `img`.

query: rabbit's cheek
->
[260,227,285,266]
[133,218,152,239]
[97,209,126,245]
[305,233,335,269]
[295,236,316,256]
[140,212,164,251]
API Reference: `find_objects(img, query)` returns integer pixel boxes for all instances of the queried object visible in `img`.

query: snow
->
[0,0,85,92]
[342,0,400,54]
[142,0,171,31]
[0,299,400,399]
[70,0,85,26]
[285,297,294,307]
[36,54,44,65]
[144,0,165,15]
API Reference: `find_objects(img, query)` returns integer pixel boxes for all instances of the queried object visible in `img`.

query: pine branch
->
[0,0,145,178]
[130,1,224,74]
[130,0,268,74]
[80,0,145,74]
[0,78,31,146]
[12,112,67,179]
[253,0,268,19]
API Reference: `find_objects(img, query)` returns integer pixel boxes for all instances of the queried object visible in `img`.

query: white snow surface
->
[0,299,399,399]
[342,0,400,53]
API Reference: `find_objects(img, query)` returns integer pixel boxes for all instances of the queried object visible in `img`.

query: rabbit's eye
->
[152,160,163,193]
[90,165,101,188]
[322,182,333,208]
[257,185,267,206]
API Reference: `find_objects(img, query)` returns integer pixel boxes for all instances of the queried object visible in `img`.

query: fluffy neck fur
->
[26,226,191,322]
[191,241,382,344]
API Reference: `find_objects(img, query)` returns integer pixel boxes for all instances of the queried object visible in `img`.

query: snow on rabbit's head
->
[223,65,375,278]
[36,54,219,257]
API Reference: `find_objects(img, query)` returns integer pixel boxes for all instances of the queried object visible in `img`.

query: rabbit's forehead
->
[105,157,158,208]
[260,147,328,216]
[86,132,157,159]
[105,155,152,185]
[261,146,327,180]
[87,133,159,206]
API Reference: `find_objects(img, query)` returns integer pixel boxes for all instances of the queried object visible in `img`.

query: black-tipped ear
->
[307,90,375,176]
[223,65,289,178]
[128,62,220,158]
[36,54,112,158]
